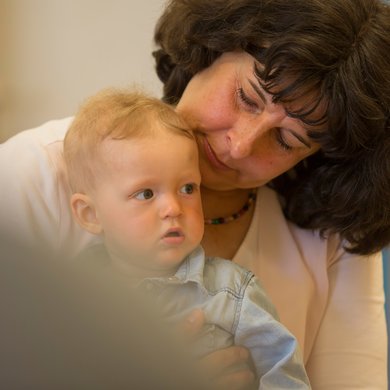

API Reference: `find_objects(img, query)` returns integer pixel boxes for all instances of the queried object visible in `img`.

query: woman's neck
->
[200,186,257,259]
[201,186,254,221]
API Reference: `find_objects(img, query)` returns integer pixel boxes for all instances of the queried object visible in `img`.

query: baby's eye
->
[134,189,154,200]
[180,183,195,195]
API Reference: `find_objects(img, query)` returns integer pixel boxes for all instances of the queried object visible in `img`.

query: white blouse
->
[235,186,387,389]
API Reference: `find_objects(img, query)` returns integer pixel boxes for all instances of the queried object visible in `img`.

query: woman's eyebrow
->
[248,79,266,103]
[249,65,314,149]
[289,130,312,149]
[248,78,312,148]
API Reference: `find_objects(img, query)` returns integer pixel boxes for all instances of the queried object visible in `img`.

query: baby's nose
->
[159,195,182,219]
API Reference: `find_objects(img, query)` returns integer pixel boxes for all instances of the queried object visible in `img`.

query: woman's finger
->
[213,368,256,390]
[179,308,205,338]
[200,346,250,375]
[196,345,256,389]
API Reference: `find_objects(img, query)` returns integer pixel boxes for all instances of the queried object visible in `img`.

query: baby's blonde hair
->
[64,88,193,193]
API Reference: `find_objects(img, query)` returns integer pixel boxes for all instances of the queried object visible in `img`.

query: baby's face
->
[92,125,204,278]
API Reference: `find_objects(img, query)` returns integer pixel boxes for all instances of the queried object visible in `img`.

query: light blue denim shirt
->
[136,246,311,390]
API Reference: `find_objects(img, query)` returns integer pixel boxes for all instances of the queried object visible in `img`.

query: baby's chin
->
[107,243,199,279]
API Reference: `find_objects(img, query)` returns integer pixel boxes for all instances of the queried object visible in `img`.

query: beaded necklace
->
[204,189,257,225]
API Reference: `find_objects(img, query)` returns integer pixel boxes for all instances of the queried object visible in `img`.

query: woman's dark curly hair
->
[153,0,390,255]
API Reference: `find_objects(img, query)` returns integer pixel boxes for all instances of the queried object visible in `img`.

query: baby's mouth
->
[162,228,184,238]
[164,230,182,238]
[162,228,185,245]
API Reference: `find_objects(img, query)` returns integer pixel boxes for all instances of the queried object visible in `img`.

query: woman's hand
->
[182,309,256,390]
[199,346,256,390]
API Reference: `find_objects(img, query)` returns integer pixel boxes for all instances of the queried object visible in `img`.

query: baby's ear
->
[70,193,102,235]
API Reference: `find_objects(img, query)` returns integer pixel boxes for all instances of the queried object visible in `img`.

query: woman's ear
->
[70,193,102,235]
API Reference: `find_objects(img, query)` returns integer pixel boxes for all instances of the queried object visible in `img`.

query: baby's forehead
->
[97,126,195,155]
[95,132,198,177]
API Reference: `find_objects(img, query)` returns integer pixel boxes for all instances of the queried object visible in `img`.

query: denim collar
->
[174,245,206,285]
[135,245,209,297]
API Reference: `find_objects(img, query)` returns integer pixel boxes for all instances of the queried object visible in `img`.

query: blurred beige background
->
[0,0,166,142]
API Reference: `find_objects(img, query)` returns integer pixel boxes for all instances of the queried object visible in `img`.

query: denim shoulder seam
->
[231,270,254,333]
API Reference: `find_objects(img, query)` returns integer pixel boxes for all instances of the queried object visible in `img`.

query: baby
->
[64,88,311,389]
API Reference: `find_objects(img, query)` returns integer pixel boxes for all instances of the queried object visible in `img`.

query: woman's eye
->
[237,87,259,111]
[180,183,195,194]
[134,189,154,200]
[275,129,293,152]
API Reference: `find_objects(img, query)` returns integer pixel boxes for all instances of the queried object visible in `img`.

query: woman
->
[0,0,389,388]
[153,1,390,387]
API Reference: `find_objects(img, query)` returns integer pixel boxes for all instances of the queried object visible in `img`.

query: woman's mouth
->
[201,137,231,171]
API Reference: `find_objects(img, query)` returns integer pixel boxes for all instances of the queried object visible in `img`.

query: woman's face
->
[176,51,321,191]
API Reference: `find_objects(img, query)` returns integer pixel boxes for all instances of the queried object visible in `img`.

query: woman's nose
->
[227,125,259,159]
[159,195,182,219]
